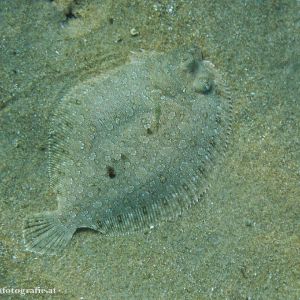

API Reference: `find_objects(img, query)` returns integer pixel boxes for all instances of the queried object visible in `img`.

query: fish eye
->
[180,53,200,76]
[185,59,199,75]
[192,77,213,94]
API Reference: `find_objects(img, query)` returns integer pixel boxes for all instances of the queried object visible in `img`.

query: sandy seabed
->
[0,1,299,299]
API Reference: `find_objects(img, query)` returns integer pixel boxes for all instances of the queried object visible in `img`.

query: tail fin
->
[23,211,76,255]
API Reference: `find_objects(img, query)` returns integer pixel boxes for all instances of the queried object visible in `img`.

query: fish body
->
[23,46,232,254]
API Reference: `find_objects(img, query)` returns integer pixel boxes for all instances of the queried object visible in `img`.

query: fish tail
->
[23,211,76,255]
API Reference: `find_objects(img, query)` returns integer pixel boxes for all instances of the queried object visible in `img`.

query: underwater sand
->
[0,0,299,299]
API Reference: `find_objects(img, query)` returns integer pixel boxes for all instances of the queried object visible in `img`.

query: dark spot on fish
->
[197,165,205,175]
[142,206,148,215]
[96,219,103,229]
[162,198,169,206]
[216,114,222,124]
[208,138,216,148]
[65,8,77,21]
[117,214,123,224]
[38,144,47,151]
[186,60,199,75]
[120,153,127,160]
[146,128,153,135]
[107,166,116,178]
[182,184,189,191]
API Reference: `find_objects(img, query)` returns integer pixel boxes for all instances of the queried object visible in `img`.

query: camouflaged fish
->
[23,45,232,254]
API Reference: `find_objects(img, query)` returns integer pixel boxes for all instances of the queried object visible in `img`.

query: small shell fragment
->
[130,28,139,36]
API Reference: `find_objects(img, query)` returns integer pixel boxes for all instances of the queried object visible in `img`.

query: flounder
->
[23,45,232,254]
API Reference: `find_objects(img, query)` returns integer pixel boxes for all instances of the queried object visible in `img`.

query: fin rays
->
[23,212,76,255]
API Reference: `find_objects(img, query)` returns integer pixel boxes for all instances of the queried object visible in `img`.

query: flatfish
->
[23,45,232,254]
